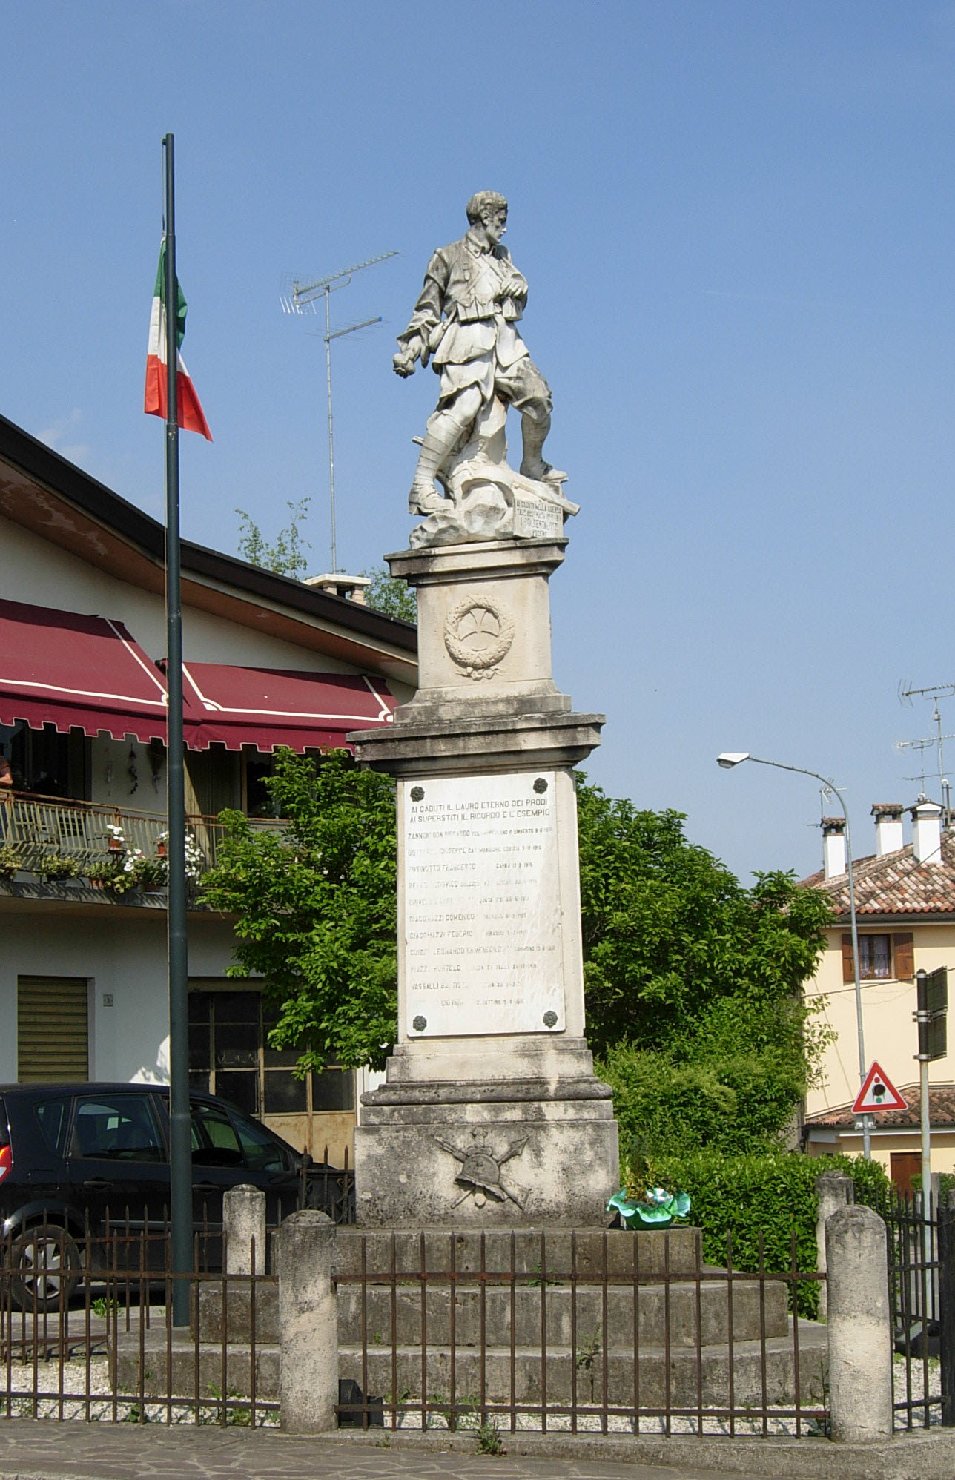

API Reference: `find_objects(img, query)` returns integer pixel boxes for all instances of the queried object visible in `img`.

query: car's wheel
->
[9,1226,81,1312]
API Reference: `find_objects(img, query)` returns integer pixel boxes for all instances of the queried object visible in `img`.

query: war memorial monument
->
[350,191,619,1225]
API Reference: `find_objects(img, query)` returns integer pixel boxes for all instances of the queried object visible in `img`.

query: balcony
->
[0,791,282,899]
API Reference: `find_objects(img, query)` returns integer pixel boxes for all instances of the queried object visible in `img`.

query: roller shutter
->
[17,976,89,1081]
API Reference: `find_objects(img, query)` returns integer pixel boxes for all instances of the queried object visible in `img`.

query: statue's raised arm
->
[394,192,574,548]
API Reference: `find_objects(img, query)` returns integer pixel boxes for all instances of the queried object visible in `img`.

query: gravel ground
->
[0,1344,938,1437]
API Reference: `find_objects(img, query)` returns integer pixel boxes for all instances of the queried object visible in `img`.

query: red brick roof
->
[806,1084,955,1129]
[802,827,955,916]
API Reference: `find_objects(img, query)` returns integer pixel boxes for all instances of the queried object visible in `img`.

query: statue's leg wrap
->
[408,396,479,513]
[500,358,564,483]
[519,406,554,482]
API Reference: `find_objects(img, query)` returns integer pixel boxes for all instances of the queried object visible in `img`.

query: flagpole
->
[162,131,192,1328]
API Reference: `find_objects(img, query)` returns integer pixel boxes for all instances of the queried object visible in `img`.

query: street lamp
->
[716,751,870,1160]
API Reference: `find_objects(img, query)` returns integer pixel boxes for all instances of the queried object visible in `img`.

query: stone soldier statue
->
[393,191,563,516]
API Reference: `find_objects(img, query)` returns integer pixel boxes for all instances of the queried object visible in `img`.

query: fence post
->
[826,1204,893,1441]
[275,1210,338,1432]
[815,1172,853,1320]
[223,1184,266,1275]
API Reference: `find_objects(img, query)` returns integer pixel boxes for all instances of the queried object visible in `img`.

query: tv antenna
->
[281,250,397,571]
[896,680,955,822]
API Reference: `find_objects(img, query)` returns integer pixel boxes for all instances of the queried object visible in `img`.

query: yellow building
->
[803,800,955,1188]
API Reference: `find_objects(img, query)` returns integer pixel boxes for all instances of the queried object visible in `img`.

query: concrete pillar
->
[275,1210,338,1433]
[825,1204,893,1442]
[223,1184,266,1276]
[815,1172,853,1319]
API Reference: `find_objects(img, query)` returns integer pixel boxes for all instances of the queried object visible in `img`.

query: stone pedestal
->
[349,537,618,1227]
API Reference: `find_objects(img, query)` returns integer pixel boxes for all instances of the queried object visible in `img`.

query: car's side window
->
[34,1095,72,1156]
[190,1102,244,1167]
[69,1094,165,1162]
[228,1109,290,1173]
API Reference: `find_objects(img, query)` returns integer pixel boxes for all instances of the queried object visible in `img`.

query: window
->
[859,934,892,979]
[190,1101,244,1167]
[189,1099,291,1172]
[34,1096,72,1156]
[6,722,88,800]
[187,985,354,1122]
[841,932,914,983]
[70,1092,165,1162]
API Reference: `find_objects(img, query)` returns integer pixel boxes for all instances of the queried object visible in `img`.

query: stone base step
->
[196,1282,279,1345]
[196,1266,787,1352]
[113,1319,826,1414]
[335,1276,788,1349]
[339,1323,828,1411]
[110,1328,280,1403]
[335,1226,703,1280]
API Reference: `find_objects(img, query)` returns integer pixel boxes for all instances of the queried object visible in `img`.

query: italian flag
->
[144,242,213,440]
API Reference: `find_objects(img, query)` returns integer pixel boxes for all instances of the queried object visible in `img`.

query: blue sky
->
[3,1,954,883]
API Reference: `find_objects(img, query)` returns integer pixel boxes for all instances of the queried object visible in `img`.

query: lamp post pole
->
[716,752,870,1161]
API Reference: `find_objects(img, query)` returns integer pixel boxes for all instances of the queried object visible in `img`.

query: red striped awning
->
[180,662,395,753]
[0,598,171,744]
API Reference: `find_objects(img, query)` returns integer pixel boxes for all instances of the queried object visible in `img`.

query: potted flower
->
[110,847,146,894]
[184,829,204,882]
[106,823,126,854]
[38,853,81,883]
[155,830,168,858]
[87,857,124,891]
[133,854,167,891]
[0,844,23,880]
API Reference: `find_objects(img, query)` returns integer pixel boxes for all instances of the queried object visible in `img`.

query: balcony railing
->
[0,790,283,883]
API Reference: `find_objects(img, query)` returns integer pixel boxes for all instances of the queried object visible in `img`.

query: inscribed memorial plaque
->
[402,772,565,1037]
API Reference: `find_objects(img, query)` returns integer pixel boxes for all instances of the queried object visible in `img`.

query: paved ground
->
[0,1422,775,1480]
[2,1420,955,1480]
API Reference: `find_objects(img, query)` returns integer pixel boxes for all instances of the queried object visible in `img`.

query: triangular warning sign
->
[852,1061,907,1115]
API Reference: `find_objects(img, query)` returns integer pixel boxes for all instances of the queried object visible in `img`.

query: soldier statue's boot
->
[519,412,566,484]
[408,410,468,514]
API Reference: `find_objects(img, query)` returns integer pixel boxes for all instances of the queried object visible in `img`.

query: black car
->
[0,1082,340,1309]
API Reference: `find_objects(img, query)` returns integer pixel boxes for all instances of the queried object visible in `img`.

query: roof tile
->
[806,1084,955,1129]
[803,829,955,915]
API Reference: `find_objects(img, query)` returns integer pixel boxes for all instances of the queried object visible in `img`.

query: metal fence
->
[0,1215,278,1427]
[876,1189,955,1430]
[334,1227,828,1438]
[0,1218,827,1437]
[0,790,284,882]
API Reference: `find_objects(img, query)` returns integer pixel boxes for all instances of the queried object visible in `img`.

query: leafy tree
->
[235,498,311,579]
[577,780,833,1156]
[201,758,831,1146]
[361,566,416,623]
[200,749,398,1070]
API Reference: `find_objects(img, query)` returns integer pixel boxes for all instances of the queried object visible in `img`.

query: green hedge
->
[641,1149,890,1318]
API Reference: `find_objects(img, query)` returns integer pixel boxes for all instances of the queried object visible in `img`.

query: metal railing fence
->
[0,1212,277,1426]
[0,1216,827,1438]
[334,1227,828,1439]
[0,790,284,882]
[873,1188,955,1431]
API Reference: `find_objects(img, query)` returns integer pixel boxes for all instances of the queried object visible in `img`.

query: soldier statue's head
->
[466,191,508,228]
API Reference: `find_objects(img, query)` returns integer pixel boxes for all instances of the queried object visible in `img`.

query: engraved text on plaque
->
[402,772,565,1037]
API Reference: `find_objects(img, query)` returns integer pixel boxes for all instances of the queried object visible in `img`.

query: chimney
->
[911,798,944,866]
[821,816,847,880]
[871,803,904,857]
[303,572,371,605]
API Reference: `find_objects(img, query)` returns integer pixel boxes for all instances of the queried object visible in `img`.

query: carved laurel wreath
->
[444,596,515,680]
